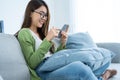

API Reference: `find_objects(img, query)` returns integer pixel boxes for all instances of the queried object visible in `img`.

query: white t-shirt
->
[29,29,52,58]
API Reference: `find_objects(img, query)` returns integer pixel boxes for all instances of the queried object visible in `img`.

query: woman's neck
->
[30,26,41,39]
[30,26,37,34]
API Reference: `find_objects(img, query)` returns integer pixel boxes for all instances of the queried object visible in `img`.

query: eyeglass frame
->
[34,11,48,20]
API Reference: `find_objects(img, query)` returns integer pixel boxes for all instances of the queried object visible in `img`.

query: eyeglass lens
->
[34,11,47,20]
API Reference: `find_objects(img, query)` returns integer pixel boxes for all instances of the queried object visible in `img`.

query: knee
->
[67,61,92,74]
[69,61,90,71]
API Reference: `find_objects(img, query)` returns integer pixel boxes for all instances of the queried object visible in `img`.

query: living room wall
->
[69,0,120,42]
[0,0,71,34]
[0,0,29,34]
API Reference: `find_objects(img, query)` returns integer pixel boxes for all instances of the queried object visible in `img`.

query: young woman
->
[16,0,117,80]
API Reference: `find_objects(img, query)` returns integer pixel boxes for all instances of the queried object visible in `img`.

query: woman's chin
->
[37,24,42,28]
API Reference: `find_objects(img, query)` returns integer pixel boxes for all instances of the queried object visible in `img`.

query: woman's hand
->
[60,30,68,47]
[46,27,59,41]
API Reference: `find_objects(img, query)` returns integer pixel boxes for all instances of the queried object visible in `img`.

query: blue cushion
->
[66,32,97,49]
[37,32,115,72]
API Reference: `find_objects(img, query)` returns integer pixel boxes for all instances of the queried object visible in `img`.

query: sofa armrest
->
[96,43,120,63]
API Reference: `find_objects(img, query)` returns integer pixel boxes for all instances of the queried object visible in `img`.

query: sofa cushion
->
[0,75,3,80]
[66,32,97,49]
[97,43,120,63]
[0,33,30,80]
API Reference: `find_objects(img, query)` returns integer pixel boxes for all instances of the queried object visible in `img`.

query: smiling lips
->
[38,17,46,27]
[38,20,44,27]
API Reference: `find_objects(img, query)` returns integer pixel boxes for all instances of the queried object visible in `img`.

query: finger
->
[61,31,65,34]
[61,34,68,39]
[61,31,67,36]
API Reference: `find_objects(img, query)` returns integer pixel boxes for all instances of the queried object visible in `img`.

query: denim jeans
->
[36,60,109,80]
[36,55,110,80]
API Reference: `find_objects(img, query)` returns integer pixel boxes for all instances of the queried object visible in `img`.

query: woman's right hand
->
[45,27,59,41]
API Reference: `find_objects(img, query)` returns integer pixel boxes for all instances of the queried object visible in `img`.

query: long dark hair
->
[22,0,50,39]
[15,0,55,53]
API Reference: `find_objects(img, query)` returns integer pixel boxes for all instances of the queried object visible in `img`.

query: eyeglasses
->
[34,11,48,20]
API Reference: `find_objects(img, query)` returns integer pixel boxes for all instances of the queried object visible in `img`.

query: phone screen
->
[58,24,69,38]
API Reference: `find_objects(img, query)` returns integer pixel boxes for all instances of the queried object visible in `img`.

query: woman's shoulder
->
[18,28,32,39]
[18,28,31,36]
[19,28,30,33]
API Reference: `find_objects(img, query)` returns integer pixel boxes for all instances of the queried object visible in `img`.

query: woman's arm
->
[55,31,68,52]
[55,43,66,52]
[18,29,52,69]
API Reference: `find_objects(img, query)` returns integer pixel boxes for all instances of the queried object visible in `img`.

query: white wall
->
[45,0,71,31]
[44,0,55,29]
[1,0,119,43]
[70,0,120,42]
[0,0,29,34]
[52,0,70,28]
[0,0,71,34]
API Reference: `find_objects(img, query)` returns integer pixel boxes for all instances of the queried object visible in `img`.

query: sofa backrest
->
[97,43,120,63]
[0,33,30,80]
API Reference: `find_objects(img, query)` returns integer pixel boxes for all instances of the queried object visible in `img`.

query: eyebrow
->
[39,11,47,14]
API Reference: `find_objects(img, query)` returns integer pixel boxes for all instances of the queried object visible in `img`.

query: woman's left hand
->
[61,31,68,47]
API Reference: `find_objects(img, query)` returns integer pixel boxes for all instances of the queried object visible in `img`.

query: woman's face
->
[31,5,48,28]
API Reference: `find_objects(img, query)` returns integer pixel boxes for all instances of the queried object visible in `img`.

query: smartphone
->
[58,24,69,38]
